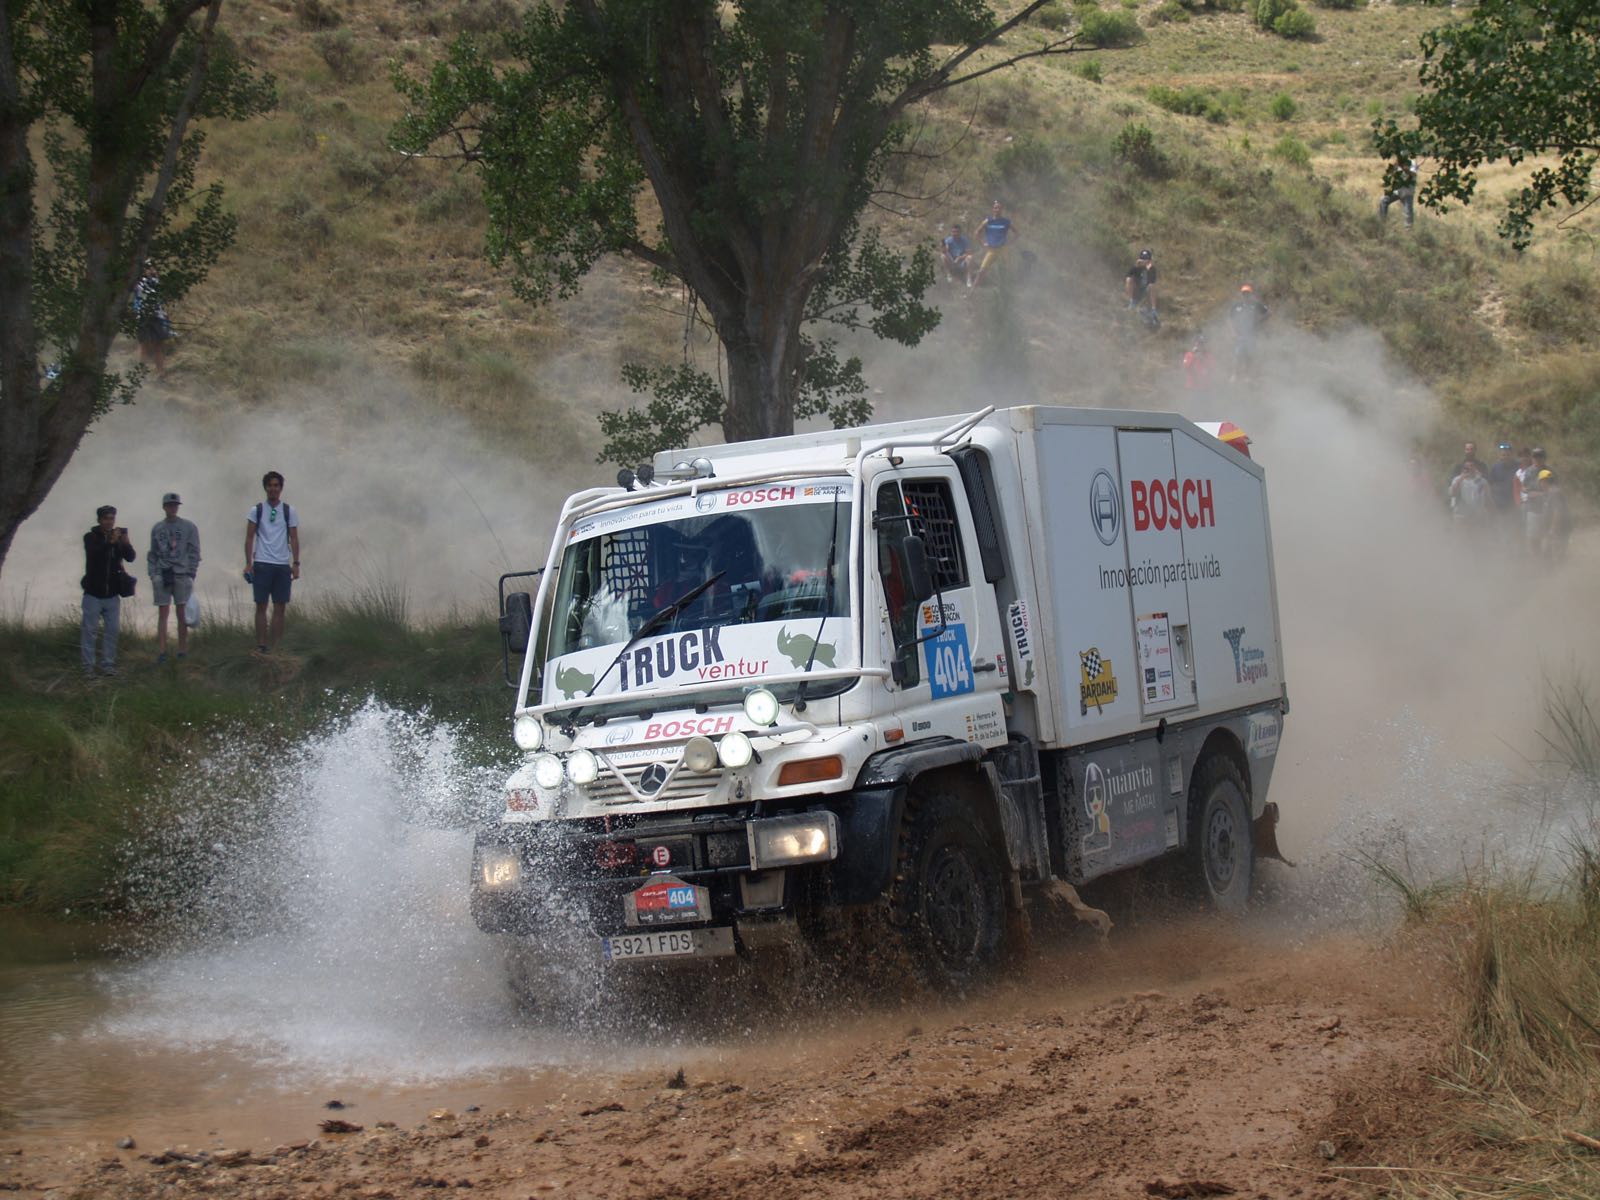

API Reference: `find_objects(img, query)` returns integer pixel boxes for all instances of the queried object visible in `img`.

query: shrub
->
[1269,134,1311,168]
[1148,85,1227,123]
[1112,123,1168,176]
[1076,5,1144,46]
[1274,7,1317,37]
[292,0,340,30]
[1269,92,1298,121]
[1076,57,1104,83]
[991,135,1061,192]
[1152,0,1192,20]
[1029,0,1072,28]
[314,29,368,84]
[1312,0,1361,8]
[1250,0,1294,29]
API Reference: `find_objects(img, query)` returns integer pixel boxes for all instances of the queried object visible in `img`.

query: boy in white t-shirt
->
[243,470,301,654]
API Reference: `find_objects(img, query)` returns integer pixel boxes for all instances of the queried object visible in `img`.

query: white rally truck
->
[476,405,1287,992]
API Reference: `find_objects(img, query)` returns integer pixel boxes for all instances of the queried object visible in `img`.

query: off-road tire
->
[1188,756,1253,913]
[888,789,1006,993]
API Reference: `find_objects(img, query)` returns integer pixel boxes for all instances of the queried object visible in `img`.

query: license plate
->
[602,930,701,961]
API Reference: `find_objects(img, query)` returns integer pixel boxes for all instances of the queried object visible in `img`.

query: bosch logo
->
[651,845,672,868]
[605,726,630,745]
[1089,470,1121,546]
[694,492,717,512]
[639,762,670,794]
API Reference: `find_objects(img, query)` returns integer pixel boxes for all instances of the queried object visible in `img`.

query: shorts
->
[979,244,1007,271]
[252,561,293,605]
[152,572,194,607]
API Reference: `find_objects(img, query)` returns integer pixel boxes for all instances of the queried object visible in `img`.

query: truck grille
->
[583,758,726,805]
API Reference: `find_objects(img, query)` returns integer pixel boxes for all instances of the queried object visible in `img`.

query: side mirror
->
[901,535,934,604]
[500,592,533,654]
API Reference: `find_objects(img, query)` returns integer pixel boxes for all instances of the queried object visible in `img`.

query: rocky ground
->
[1,916,1461,1200]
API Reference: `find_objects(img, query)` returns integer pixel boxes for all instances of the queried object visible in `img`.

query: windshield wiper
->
[794,490,841,713]
[568,571,726,724]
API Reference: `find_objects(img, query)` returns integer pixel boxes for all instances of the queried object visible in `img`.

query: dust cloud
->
[0,362,600,623]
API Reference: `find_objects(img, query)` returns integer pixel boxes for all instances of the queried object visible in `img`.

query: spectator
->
[244,470,301,656]
[1449,459,1491,531]
[133,260,174,374]
[1379,155,1418,227]
[971,200,1017,288]
[1540,470,1571,563]
[1449,441,1484,484]
[1182,333,1214,392]
[1124,248,1159,329]
[149,492,201,664]
[941,224,972,286]
[1227,284,1269,383]
[1521,463,1549,554]
[81,505,136,679]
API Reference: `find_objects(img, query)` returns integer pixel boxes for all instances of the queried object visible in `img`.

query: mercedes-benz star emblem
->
[639,762,670,795]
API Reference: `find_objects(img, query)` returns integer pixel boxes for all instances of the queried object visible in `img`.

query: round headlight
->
[532,754,565,790]
[513,715,544,752]
[682,735,718,773]
[566,748,599,785]
[718,730,754,769]
[742,688,780,727]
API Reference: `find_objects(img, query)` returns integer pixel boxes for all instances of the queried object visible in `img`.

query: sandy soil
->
[1,917,1457,1200]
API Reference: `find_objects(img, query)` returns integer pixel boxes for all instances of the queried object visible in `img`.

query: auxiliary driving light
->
[566,748,599,785]
[718,730,754,768]
[532,753,565,790]
[478,848,521,889]
[748,812,839,870]
[513,714,543,752]
[682,735,718,773]
[742,688,780,727]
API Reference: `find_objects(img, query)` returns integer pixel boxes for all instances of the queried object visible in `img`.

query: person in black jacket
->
[82,504,136,678]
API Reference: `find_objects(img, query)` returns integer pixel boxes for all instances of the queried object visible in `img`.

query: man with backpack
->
[244,470,301,655]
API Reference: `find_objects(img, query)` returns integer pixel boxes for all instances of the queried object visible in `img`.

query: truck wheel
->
[889,790,1006,992]
[1188,757,1253,913]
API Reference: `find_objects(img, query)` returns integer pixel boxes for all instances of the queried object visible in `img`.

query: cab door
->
[873,469,1009,749]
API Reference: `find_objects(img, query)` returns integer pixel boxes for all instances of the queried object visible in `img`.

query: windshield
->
[541,479,854,708]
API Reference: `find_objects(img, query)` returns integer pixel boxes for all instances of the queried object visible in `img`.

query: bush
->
[1312,0,1361,8]
[1076,5,1144,46]
[1112,123,1169,176]
[1250,0,1294,29]
[1151,0,1192,20]
[1148,85,1228,123]
[1029,0,1072,28]
[314,29,368,84]
[292,0,340,30]
[1269,92,1298,121]
[1076,57,1104,83]
[1269,134,1311,168]
[1274,7,1317,37]
[991,135,1061,192]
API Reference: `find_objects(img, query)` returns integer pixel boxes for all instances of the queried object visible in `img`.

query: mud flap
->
[1252,801,1294,866]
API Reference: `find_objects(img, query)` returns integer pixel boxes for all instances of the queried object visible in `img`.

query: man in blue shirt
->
[972,201,1017,288]
[941,224,972,286]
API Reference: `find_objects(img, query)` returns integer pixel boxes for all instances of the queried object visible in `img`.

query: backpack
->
[253,501,294,529]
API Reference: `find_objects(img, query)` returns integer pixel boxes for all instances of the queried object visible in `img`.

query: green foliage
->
[1075,5,1145,46]
[1029,1,1073,29]
[1374,0,1600,248]
[991,135,1063,192]
[1076,56,1105,83]
[601,363,727,468]
[1251,0,1294,29]
[1270,134,1312,167]
[314,30,369,84]
[1112,122,1169,176]
[1510,257,1600,346]
[1311,0,1361,8]
[1148,84,1229,123]
[1274,7,1317,38]
[292,0,341,30]
[1151,1,1192,22]
[1269,92,1299,120]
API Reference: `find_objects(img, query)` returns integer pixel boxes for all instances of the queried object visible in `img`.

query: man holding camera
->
[81,504,137,678]
[149,492,201,663]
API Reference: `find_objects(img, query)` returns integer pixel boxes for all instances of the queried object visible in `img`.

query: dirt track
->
[3,916,1454,1200]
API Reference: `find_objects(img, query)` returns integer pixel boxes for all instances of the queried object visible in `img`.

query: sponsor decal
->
[1081,763,1112,854]
[1079,647,1119,715]
[1099,555,1223,591]
[1247,713,1281,759]
[642,715,736,740]
[504,788,538,813]
[1130,478,1216,532]
[725,486,797,507]
[1136,612,1177,705]
[1223,627,1270,685]
[556,664,596,699]
[923,622,975,700]
[604,726,631,745]
[694,492,718,512]
[1103,762,1158,812]
[911,719,932,732]
[1089,470,1121,546]
[1007,600,1038,690]
[777,625,837,669]
[625,874,709,926]
[920,600,960,628]
[650,844,672,868]
[638,762,670,795]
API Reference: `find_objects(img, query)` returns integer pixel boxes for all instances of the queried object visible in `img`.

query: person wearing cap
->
[149,492,201,664]
[81,505,136,678]
[1124,248,1159,329]
[1227,283,1269,383]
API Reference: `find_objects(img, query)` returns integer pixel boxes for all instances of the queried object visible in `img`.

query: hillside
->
[164,0,1597,487]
